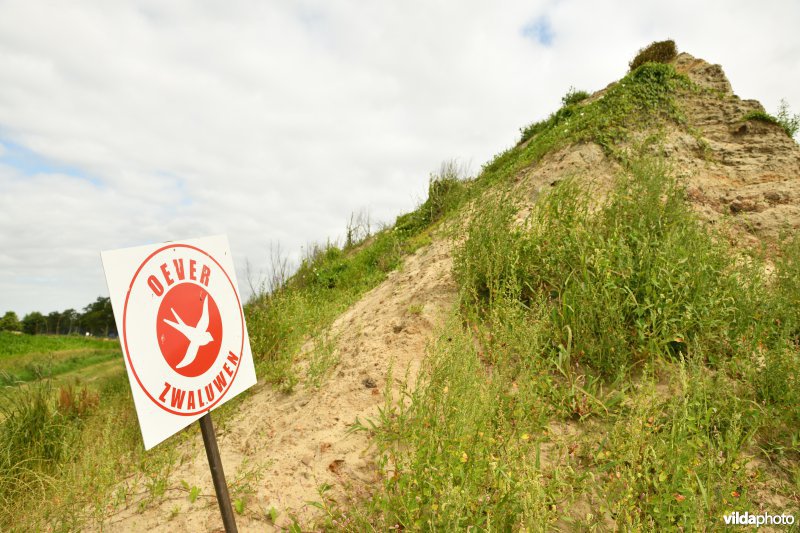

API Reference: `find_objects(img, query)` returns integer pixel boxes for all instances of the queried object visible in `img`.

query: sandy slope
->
[98,238,456,532]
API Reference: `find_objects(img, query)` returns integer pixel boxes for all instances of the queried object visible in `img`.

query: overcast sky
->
[1,0,798,317]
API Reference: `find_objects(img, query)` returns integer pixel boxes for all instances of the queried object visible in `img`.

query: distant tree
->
[0,311,21,332]
[62,308,79,334]
[80,297,116,337]
[21,311,47,335]
[47,311,62,335]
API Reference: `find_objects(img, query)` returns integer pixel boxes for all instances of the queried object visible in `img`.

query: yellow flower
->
[521,433,530,441]
[460,452,468,463]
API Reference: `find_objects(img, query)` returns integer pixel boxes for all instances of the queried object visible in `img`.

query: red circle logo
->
[121,243,246,417]
[156,283,223,377]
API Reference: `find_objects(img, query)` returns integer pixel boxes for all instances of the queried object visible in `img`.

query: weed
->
[345,209,373,249]
[407,303,424,316]
[246,158,470,390]
[181,480,201,503]
[776,99,800,139]
[57,384,100,419]
[394,160,469,235]
[0,383,76,520]
[306,333,340,388]
[344,151,800,529]
[247,227,405,390]
[516,61,691,163]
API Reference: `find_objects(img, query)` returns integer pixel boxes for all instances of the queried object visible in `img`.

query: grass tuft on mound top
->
[629,39,678,71]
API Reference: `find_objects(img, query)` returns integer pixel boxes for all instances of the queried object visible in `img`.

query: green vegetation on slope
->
[246,162,468,391]
[510,61,692,185]
[744,99,800,139]
[331,157,799,530]
[458,157,765,378]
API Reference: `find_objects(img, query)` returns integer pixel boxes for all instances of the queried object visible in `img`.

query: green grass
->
[0,347,120,385]
[0,383,80,514]
[743,110,781,126]
[0,332,131,531]
[0,331,120,385]
[0,331,115,358]
[324,156,800,530]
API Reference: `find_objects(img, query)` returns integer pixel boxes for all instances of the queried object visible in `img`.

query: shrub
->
[395,160,468,234]
[629,39,677,71]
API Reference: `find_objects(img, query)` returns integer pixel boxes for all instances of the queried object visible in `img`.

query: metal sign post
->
[199,412,238,533]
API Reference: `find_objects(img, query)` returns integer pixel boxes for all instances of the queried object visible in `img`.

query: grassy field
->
[0,332,121,386]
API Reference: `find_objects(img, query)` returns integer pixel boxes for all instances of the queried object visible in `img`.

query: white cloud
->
[0,0,799,315]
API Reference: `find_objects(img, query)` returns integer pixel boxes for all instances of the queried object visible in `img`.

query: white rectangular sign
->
[101,234,257,449]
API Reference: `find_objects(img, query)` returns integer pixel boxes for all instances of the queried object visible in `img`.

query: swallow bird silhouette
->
[163,295,214,369]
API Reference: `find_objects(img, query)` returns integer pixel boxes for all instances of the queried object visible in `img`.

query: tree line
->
[0,296,117,337]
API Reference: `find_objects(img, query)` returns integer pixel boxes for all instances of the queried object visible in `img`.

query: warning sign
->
[102,235,257,449]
